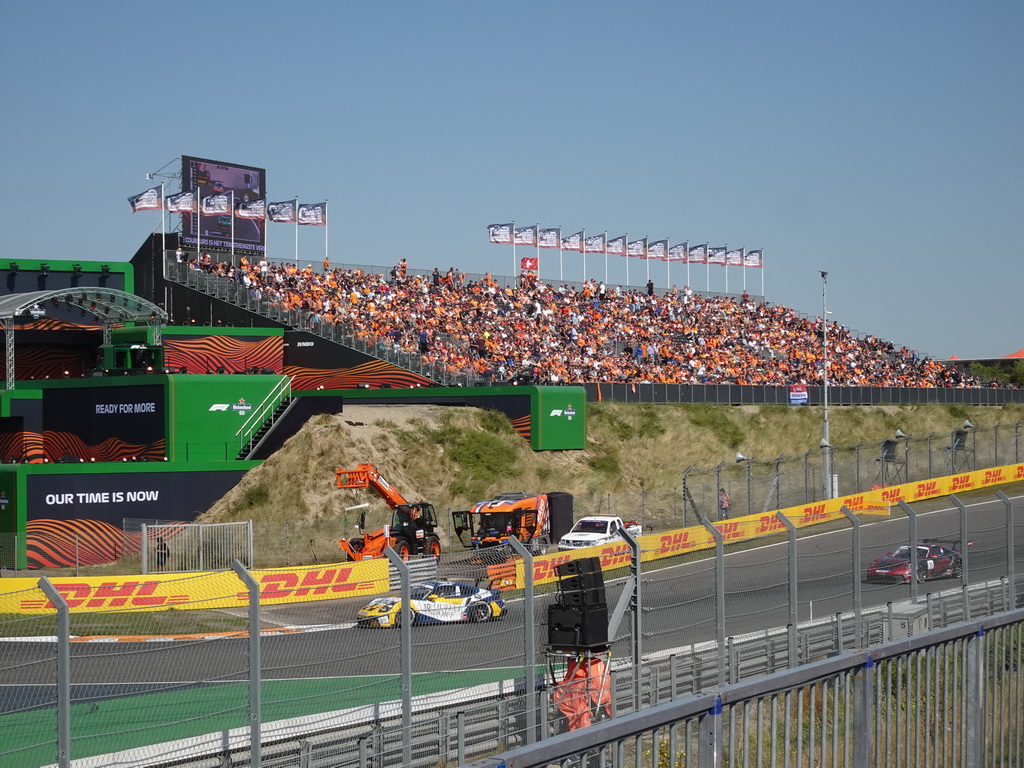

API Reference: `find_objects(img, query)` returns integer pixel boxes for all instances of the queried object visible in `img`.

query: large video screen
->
[180,156,267,255]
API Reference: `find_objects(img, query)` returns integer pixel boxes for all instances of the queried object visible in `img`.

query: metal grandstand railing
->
[234,374,293,458]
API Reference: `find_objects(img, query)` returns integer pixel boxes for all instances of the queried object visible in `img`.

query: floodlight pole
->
[820,271,831,499]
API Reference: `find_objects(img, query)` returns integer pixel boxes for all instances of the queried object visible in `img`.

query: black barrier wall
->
[583,383,1023,406]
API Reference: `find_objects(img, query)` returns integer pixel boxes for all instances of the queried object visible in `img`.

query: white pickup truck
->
[557,515,642,551]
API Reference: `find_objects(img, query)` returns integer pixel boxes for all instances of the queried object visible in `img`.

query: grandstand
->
[143,234,980,391]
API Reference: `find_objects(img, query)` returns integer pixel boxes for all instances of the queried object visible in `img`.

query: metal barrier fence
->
[1,490,1020,767]
[141,520,253,574]
[469,607,1024,768]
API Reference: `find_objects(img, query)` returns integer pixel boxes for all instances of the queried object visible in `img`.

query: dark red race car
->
[865,539,967,584]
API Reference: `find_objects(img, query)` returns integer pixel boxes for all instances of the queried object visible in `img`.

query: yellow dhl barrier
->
[0,558,389,616]
[489,462,1024,589]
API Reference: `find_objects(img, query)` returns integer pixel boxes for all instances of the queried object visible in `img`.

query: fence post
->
[247,520,254,568]
[698,695,723,768]
[384,546,413,766]
[854,441,863,493]
[803,449,813,502]
[996,491,1014,608]
[951,495,970,620]
[744,459,752,517]
[141,523,149,575]
[682,467,693,525]
[618,527,643,711]
[38,577,71,768]
[853,655,875,768]
[231,560,261,768]
[506,536,538,743]
[774,454,784,511]
[714,463,724,519]
[699,516,726,688]
[840,506,863,644]
[897,500,919,602]
[966,628,985,768]
[776,512,798,668]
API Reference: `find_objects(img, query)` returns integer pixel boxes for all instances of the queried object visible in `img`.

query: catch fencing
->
[1,490,1021,767]
[684,420,1024,522]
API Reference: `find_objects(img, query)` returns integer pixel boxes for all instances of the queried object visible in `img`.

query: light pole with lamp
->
[820,270,832,499]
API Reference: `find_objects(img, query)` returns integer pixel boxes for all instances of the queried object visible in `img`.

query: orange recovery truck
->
[336,463,441,561]
[452,492,574,555]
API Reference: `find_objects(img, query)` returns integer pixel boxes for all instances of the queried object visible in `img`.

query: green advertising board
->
[166,374,288,462]
[531,386,587,450]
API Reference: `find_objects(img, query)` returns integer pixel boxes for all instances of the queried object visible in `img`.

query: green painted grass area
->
[1,667,525,766]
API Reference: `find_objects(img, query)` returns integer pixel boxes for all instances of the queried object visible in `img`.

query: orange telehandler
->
[336,463,441,561]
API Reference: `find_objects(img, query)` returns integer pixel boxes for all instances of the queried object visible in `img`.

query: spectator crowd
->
[186,254,979,389]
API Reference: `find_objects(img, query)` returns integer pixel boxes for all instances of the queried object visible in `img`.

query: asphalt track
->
[2,491,1022,764]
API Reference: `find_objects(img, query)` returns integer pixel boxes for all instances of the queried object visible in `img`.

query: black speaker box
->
[557,584,606,607]
[547,604,609,648]
[556,557,606,606]
[555,556,601,578]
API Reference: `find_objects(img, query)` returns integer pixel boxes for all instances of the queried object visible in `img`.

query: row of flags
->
[128,187,327,226]
[487,223,763,268]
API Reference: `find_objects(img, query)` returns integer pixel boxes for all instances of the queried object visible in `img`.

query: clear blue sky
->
[2,2,1020,360]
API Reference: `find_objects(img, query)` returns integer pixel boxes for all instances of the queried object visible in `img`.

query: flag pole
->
[294,199,299,266]
[511,220,516,284]
[160,182,166,258]
[741,248,747,293]
[624,232,629,288]
[231,191,236,266]
[645,238,650,285]
[761,249,765,297]
[666,240,670,290]
[686,244,691,289]
[706,246,710,294]
[558,226,563,283]
[535,223,539,284]
[581,228,586,282]
[604,231,608,284]
[723,245,728,295]
[325,199,329,268]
